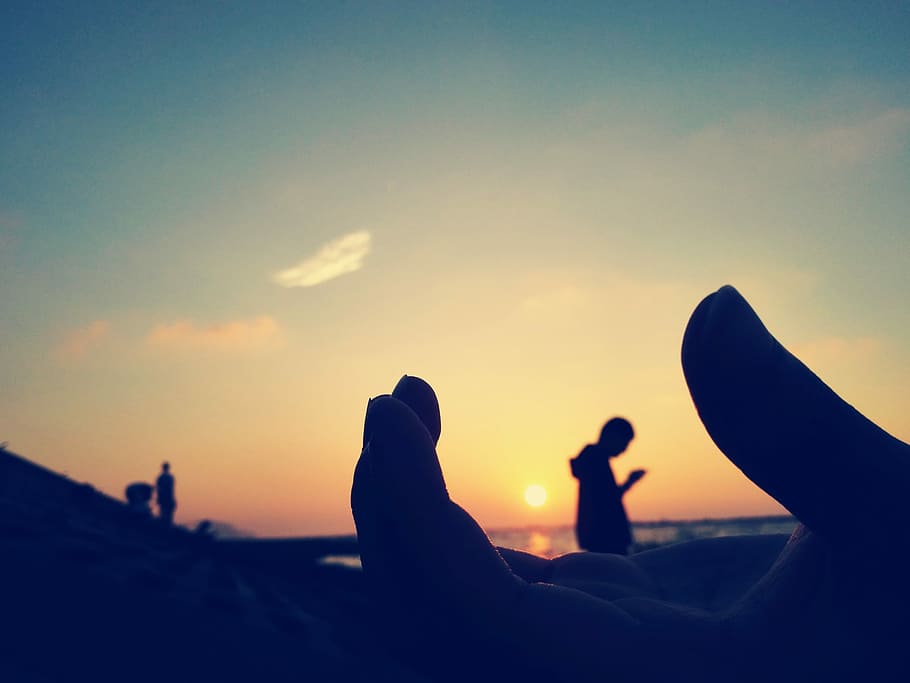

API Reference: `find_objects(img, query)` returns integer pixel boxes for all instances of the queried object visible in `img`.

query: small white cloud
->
[55,320,111,361]
[147,316,283,352]
[273,230,371,288]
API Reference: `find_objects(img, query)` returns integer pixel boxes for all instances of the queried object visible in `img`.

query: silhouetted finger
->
[391,375,442,444]
[358,395,515,593]
[362,395,448,510]
[353,393,738,679]
[352,399,401,595]
[682,286,910,550]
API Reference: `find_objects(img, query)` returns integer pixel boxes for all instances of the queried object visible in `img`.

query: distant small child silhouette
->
[570,417,646,554]
[155,462,176,525]
[125,482,153,516]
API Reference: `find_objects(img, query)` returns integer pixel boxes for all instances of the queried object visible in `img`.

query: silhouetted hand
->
[352,287,910,682]
[626,469,646,486]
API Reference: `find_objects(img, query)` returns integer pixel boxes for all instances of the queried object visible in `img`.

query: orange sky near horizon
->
[9,274,909,538]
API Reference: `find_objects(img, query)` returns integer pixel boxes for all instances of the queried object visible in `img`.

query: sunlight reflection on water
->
[321,516,798,567]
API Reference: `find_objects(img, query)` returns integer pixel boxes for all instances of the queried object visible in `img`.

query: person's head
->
[598,417,634,457]
[161,461,170,473]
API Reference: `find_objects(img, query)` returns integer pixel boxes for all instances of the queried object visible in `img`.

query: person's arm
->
[619,469,646,495]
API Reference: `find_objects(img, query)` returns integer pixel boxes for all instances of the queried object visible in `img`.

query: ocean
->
[322,514,798,568]
[489,514,798,557]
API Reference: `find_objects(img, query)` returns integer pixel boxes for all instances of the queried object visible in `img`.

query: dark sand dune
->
[0,448,427,682]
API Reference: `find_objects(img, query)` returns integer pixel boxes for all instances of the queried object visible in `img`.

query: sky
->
[2,2,909,536]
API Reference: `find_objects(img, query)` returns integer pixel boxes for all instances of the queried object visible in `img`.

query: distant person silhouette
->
[570,417,646,554]
[155,462,176,525]
[124,482,153,516]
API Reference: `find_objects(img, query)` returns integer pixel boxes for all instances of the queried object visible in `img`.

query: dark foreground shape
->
[352,286,910,682]
[0,448,427,683]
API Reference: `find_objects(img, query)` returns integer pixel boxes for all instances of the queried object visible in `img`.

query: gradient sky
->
[2,2,909,536]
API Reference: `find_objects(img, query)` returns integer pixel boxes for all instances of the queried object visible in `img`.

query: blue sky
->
[2,2,909,534]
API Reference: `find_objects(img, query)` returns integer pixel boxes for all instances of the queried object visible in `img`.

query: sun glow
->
[524,484,547,508]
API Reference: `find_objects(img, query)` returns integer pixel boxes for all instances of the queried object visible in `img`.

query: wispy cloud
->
[683,107,910,171]
[147,316,283,352]
[519,285,590,318]
[555,102,910,188]
[55,320,111,361]
[0,211,23,252]
[807,108,910,165]
[273,230,371,288]
[792,335,881,367]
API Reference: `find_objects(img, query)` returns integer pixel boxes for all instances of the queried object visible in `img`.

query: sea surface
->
[489,514,798,557]
[322,515,798,567]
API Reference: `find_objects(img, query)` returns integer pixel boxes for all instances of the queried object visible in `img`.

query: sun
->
[524,484,547,508]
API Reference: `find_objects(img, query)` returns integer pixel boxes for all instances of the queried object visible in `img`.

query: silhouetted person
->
[570,417,646,554]
[124,482,153,516]
[155,461,176,525]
